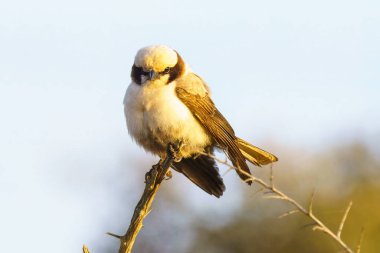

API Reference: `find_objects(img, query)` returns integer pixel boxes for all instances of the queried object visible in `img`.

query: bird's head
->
[131,45,185,85]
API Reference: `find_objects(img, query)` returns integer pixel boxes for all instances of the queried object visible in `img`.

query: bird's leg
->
[163,141,184,180]
[171,140,184,162]
[145,142,182,183]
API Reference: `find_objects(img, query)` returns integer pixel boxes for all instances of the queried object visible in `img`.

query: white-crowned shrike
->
[124,45,278,197]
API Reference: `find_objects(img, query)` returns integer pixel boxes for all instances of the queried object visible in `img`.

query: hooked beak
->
[148,70,157,80]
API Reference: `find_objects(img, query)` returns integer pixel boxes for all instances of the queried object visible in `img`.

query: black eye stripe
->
[135,66,149,76]
[131,65,146,85]
[131,52,185,85]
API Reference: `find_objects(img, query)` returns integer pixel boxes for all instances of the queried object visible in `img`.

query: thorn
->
[308,188,316,214]
[278,210,299,219]
[312,225,324,232]
[106,232,122,239]
[300,222,318,230]
[164,170,172,180]
[269,164,274,188]
[263,195,286,200]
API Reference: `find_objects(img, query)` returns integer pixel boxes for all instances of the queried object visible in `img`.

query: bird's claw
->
[168,140,184,162]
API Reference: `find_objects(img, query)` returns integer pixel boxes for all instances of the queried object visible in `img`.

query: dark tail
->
[172,154,226,198]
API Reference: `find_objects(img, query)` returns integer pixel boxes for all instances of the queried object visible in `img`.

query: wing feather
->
[175,74,252,183]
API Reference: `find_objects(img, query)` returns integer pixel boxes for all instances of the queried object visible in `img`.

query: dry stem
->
[356,228,365,253]
[206,153,359,253]
[83,143,178,253]
[82,245,90,253]
[337,201,353,238]
[83,143,177,253]
[83,148,362,253]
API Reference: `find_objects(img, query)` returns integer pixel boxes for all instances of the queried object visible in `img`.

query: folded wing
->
[175,74,253,184]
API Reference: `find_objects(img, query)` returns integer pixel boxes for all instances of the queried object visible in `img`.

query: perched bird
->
[124,45,278,198]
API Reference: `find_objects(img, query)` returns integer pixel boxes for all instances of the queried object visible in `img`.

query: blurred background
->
[0,0,379,252]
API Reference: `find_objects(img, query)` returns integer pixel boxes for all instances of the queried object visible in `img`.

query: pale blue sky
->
[0,0,379,252]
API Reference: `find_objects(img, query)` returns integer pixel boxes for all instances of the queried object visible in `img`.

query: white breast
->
[123,80,211,157]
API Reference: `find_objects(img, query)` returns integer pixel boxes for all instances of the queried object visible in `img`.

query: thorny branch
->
[204,152,362,253]
[83,143,179,253]
[114,143,178,253]
[83,147,363,253]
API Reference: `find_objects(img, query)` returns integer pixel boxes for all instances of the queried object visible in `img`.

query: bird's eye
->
[163,67,171,74]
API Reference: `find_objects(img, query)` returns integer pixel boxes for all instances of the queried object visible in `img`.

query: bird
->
[124,45,278,198]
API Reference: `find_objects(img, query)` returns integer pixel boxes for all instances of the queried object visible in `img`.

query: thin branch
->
[205,154,356,253]
[337,201,353,238]
[308,189,316,215]
[269,164,274,188]
[249,187,265,198]
[262,195,286,200]
[356,227,365,253]
[278,209,299,219]
[300,222,317,229]
[83,149,360,253]
[108,143,179,253]
[82,245,90,253]
[221,166,235,177]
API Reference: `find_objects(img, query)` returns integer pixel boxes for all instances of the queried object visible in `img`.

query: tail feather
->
[171,139,277,197]
[236,138,278,166]
[172,154,226,198]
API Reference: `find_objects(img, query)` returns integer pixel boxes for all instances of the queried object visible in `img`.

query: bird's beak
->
[148,70,157,80]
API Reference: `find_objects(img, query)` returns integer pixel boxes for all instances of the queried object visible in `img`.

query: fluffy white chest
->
[124,81,211,157]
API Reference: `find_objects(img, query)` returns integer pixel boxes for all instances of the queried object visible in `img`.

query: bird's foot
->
[168,140,184,162]
[145,162,161,183]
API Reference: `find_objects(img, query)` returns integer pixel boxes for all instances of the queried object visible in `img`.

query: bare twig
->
[206,153,356,253]
[107,143,179,253]
[269,164,274,188]
[82,245,90,253]
[249,187,265,198]
[278,209,299,219]
[84,149,360,253]
[221,166,235,177]
[337,201,353,238]
[308,189,316,215]
[356,228,365,253]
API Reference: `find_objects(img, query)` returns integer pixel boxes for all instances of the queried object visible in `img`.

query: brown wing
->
[175,76,252,184]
